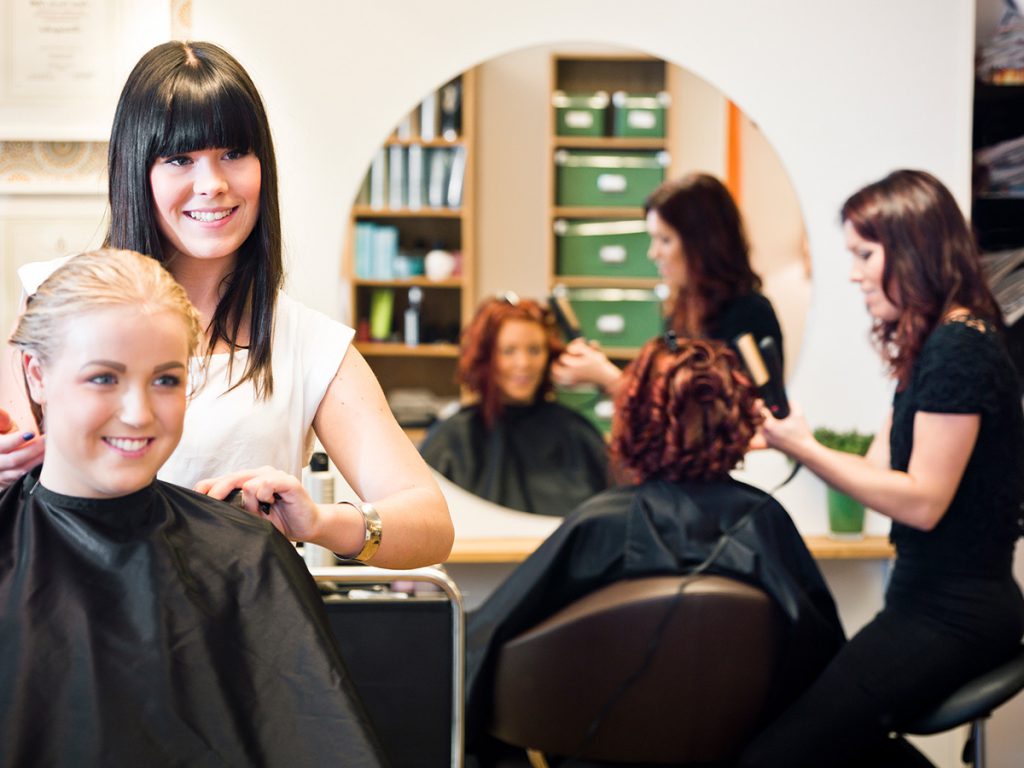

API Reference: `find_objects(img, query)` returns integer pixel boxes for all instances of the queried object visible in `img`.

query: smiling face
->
[25,306,190,498]
[492,319,549,405]
[843,219,901,323]
[646,209,687,287]
[148,147,261,271]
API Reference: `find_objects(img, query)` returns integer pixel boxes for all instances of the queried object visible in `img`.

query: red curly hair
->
[611,336,762,483]
[457,297,565,429]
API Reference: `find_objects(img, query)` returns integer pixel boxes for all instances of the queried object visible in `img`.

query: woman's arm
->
[197,348,453,567]
[762,404,978,531]
[550,337,624,395]
[863,409,891,470]
[309,347,453,567]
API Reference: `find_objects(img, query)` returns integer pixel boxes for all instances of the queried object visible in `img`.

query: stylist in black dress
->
[740,169,1024,768]
[552,173,782,394]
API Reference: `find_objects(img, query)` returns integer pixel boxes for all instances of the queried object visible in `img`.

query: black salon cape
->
[420,401,609,516]
[464,478,846,758]
[0,472,385,768]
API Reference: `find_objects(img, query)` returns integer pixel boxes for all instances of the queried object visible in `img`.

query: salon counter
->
[446,533,894,564]
[433,473,897,616]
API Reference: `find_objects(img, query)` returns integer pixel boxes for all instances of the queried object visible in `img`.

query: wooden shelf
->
[355,341,460,358]
[353,277,462,288]
[602,346,642,360]
[352,206,463,219]
[801,535,895,560]
[385,138,466,149]
[345,69,477,403]
[551,275,661,289]
[553,136,666,150]
[553,206,646,218]
[446,534,895,564]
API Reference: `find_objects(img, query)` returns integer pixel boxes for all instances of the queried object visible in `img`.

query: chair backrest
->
[489,574,785,764]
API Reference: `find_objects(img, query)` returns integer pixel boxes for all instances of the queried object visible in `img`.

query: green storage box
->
[566,287,664,348]
[555,219,658,278]
[552,90,609,137]
[555,150,669,208]
[611,91,670,138]
[555,386,614,436]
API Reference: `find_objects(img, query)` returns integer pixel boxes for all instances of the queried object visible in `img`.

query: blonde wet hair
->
[9,248,202,428]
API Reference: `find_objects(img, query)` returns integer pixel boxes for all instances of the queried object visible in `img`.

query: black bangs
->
[150,72,261,161]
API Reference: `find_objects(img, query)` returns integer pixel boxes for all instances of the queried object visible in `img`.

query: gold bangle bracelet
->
[340,501,382,562]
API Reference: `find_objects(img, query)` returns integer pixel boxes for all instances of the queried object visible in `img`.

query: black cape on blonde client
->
[0,250,384,767]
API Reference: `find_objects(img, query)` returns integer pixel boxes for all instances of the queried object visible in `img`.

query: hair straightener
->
[733,333,790,419]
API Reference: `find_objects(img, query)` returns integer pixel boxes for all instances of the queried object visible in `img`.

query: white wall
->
[191,0,975,530]
[190,3,1001,765]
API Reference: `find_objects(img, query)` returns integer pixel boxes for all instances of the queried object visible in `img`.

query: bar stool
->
[902,645,1024,768]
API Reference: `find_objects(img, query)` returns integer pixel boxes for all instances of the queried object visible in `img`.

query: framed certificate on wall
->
[0,0,170,140]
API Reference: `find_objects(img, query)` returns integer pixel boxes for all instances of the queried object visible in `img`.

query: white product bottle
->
[303,452,337,568]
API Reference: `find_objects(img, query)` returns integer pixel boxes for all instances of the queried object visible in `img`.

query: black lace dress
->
[740,318,1024,768]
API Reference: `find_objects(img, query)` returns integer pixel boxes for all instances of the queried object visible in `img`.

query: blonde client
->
[0,249,384,766]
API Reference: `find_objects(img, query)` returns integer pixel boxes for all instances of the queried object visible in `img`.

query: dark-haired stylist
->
[1,41,452,567]
[740,170,1024,768]
[552,173,782,394]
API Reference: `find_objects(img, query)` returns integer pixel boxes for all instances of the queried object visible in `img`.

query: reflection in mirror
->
[418,296,610,516]
[343,43,810,514]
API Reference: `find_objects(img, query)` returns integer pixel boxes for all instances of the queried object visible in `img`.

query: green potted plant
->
[813,427,874,539]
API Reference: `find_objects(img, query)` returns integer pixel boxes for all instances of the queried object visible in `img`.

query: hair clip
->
[664,329,679,353]
[498,291,520,306]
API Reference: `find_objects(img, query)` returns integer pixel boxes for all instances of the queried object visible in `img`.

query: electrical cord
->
[559,461,803,766]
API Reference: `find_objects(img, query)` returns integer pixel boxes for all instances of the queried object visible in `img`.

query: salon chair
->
[489,574,785,767]
[901,644,1024,768]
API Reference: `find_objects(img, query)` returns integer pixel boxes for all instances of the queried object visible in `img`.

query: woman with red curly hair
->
[419,296,608,516]
[464,335,843,766]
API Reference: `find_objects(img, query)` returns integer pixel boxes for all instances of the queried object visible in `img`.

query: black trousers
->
[737,566,1024,768]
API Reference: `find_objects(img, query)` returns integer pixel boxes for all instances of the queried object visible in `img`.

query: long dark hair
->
[457,297,564,429]
[105,40,282,398]
[840,169,1000,389]
[645,173,762,337]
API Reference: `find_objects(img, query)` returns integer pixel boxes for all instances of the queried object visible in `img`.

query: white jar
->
[424,249,455,281]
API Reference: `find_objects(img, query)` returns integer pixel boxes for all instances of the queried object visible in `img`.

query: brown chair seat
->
[490,574,784,765]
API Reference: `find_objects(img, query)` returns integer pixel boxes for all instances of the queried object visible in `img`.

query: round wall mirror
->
[343,42,810,516]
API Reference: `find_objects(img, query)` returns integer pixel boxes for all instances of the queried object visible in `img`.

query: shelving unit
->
[344,69,477,404]
[972,80,1024,393]
[546,53,674,325]
[546,54,675,429]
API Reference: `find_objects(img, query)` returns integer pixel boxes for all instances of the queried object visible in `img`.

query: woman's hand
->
[0,408,45,489]
[551,338,623,392]
[758,402,816,458]
[195,466,343,545]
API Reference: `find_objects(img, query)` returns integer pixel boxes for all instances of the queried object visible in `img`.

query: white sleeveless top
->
[19,258,354,489]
